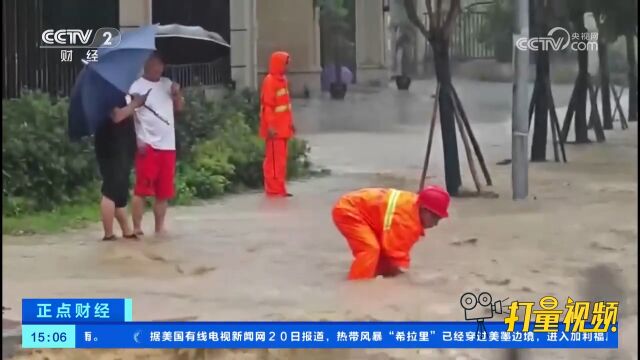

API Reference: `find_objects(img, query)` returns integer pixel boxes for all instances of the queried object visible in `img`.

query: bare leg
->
[100,196,116,238]
[115,207,133,237]
[131,195,145,235]
[153,200,169,234]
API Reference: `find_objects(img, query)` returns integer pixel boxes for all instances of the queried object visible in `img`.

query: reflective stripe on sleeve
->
[383,189,401,231]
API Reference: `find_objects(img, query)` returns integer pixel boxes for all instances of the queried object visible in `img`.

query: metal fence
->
[423,10,494,61]
[450,11,494,60]
[2,0,231,99]
[165,59,231,88]
[2,0,79,99]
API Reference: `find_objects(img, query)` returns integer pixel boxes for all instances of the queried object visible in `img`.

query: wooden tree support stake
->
[611,85,629,129]
[528,84,539,130]
[529,76,568,163]
[545,79,567,163]
[451,87,492,186]
[560,81,578,143]
[587,75,606,142]
[451,91,482,193]
[561,74,603,144]
[587,85,600,129]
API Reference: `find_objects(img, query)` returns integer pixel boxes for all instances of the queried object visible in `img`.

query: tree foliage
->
[477,0,514,62]
[591,0,638,41]
[3,90,311,216]
[403,0,493,196]
[317,0,353,67]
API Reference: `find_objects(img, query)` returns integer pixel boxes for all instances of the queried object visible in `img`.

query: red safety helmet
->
[418,185,450,218]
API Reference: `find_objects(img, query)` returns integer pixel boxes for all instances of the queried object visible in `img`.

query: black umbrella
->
[154,23,230,65]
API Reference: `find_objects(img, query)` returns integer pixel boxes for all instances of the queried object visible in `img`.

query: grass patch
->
[2,167,331,236]
[3,202,99,236]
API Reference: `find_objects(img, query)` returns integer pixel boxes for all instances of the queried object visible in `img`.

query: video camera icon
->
[460,292,508,337]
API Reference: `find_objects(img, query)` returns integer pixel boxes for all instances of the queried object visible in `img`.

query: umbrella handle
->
[128,92,170,126]
[143,104,171,125]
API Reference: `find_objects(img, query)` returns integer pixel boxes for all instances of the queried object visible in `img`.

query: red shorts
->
[134,145,176,200]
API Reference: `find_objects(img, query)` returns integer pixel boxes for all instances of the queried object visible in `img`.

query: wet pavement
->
[294,78,573,182]
[3,79,637,360]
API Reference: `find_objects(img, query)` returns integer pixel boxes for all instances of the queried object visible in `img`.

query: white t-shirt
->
[127,77,176,150]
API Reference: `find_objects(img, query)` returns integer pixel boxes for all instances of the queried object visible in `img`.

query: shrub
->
[2,92,97,215]
[174,91,310,198]
[2,89,311,219]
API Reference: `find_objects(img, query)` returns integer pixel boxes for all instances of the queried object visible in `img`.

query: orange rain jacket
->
[332,188,425,280]
[259,51,294,140]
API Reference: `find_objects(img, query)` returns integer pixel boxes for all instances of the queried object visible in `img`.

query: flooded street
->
[3,79,637,360]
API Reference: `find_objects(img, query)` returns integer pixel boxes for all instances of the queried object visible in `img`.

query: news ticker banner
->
[21,322,618,349]
[21,299,618,349]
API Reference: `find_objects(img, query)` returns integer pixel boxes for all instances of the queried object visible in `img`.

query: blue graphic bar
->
[22,298,132,324]
[63,322,619,349]
[124,299,133,322]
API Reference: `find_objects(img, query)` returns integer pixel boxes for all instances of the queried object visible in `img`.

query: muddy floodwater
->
[3,80,637,359]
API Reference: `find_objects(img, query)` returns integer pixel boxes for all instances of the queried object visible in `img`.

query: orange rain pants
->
[332,188,425,280]
[259,51,294,197]
[263,138,288,196]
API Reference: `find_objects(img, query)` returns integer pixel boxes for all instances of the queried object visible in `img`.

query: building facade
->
[235,0,389,95]
[3,0,387,98]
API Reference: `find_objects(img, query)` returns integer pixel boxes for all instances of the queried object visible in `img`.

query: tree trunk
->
[531,47,550,162]
[626,33,638,122]
[598,40,613,129]
[431,35,462,196]
[573,15,590,143]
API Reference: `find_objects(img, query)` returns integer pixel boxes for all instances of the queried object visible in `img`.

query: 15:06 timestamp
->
[31,331,67,342]
[22,325,76,348]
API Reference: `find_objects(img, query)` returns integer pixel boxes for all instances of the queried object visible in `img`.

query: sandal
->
[123,233,139,240]
[134,230,145,237]
[102,235,117,241]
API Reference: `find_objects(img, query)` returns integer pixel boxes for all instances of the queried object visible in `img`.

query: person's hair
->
[148,51,165,64]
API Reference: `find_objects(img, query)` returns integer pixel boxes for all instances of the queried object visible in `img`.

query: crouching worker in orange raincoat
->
[332,186,450,280]
[259,51,295,197]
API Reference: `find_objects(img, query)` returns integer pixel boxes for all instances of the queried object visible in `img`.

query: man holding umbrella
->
[68,25,159,241]
[69,25,229,240]
[129,52,184,236]
[128,23,230,236]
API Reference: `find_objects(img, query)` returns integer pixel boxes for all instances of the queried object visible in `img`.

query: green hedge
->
[2,89,310,217]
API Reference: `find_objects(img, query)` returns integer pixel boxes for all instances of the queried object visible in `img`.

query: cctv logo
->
[42,29,93,46]
[460,292,508,337]
[40,28,120,48]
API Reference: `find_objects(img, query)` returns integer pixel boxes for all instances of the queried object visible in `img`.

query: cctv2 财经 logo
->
[460,292,509,337]
[40,28,121,48]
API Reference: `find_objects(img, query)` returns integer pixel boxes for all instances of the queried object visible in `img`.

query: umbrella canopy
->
[154,24,230,65]
[321,64,354,92]
[68,25,157,140]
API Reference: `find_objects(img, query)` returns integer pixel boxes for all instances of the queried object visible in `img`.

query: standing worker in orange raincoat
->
[259,51,295,197]
[332,186,450,280]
